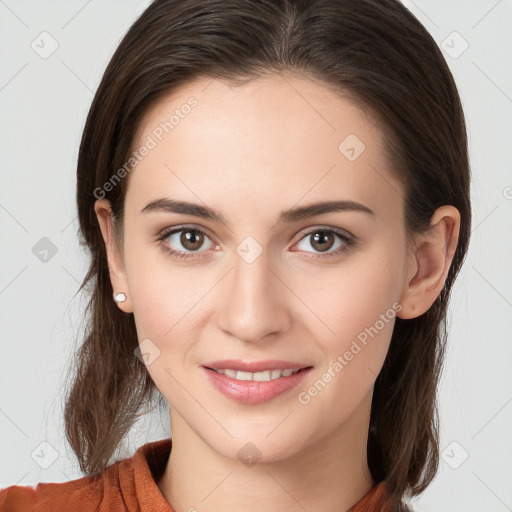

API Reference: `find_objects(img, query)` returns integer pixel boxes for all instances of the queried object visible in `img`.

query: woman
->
[0,0,470,510]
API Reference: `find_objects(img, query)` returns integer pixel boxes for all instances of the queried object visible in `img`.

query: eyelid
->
[156,224,216,242]
[293,224,355,243]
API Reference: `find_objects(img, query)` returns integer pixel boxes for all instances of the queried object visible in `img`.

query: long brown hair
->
[65,0,471,508]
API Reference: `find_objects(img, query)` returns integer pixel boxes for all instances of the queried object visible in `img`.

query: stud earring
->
[113,292,127,303]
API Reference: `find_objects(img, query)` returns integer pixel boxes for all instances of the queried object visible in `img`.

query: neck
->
[158,390,374,512]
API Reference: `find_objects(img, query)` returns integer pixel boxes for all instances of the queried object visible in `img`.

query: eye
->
[292,227,355,259]
[157,225,218,261]
[156,225,356,261]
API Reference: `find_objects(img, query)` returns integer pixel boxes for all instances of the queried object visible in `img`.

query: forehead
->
[125,73,404,223]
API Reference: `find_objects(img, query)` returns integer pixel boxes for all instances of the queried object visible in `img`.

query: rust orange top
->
[0,439,394,511]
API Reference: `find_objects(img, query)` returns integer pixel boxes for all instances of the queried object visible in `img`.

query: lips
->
[200,359,313,404]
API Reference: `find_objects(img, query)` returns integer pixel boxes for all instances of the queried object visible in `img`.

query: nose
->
[215,251,292,345]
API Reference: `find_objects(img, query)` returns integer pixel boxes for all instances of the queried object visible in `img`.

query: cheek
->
[125,259,207,404]
[128,266,205,344]
[295,274,400,428]
[123,230,203,335]
[298,246,403,351]
[125,256,222,398]
[293,242,404,408]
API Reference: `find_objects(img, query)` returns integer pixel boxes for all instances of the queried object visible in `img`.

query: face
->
[99,73,414,463]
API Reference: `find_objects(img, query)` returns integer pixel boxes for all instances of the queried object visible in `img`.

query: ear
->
[94,198,133,313]
[397,205,460,319]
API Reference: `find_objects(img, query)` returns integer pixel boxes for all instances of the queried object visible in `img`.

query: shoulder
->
[0,473,105,512]
[0,438,173,512]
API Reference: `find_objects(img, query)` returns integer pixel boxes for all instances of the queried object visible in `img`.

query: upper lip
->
[202,359,312,372]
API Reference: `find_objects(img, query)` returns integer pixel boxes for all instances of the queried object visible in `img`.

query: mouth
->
[200,360,313,404]
[202,359,313,380]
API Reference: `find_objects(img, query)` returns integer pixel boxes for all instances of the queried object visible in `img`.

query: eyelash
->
[156,224,356,261]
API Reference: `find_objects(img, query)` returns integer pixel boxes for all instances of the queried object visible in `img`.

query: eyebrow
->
[140,198,374,226]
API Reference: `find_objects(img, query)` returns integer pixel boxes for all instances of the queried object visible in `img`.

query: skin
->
[95,72,460,512]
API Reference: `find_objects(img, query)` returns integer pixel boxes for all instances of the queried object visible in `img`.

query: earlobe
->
[94,199,133,313]
[397,206,460,320]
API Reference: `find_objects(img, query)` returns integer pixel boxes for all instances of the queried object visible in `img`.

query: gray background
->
[0,1,511,511]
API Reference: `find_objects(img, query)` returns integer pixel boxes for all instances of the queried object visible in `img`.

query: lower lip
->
[201,367,312,404]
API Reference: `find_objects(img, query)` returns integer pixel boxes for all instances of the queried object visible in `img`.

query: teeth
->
[214,368,300,381]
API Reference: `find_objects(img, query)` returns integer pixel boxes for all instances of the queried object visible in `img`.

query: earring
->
[113,292,127,303]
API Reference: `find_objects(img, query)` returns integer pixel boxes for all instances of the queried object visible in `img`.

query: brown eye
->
[309,231,336,252]
[294,228,353,258]
[179,229,205,251]
[158,226,216,257]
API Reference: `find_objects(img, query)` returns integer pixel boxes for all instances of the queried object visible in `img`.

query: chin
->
[202,427,309,466]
